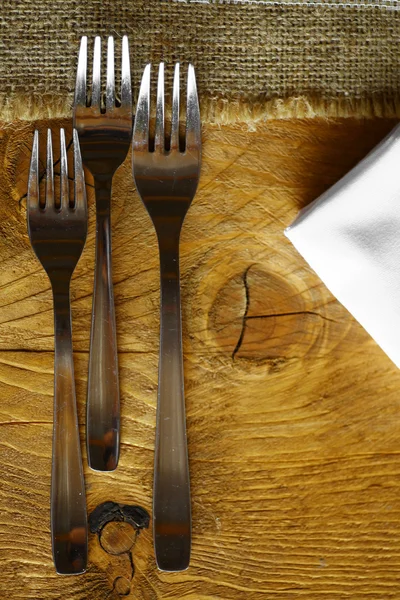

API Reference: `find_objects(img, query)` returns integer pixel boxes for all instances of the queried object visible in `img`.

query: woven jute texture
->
[1,0,399,122]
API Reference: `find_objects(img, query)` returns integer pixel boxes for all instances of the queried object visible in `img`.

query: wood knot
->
[88,501,150,597]
[101,521,137,555]
[209,265,336,366]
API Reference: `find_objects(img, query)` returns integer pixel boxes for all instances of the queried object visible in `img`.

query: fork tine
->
[75,37,87,108]
[154,63,165,152]
[28,130,39,212]
[170,63,180,152]
[73,129,86,213]
[120,35,131,110]
[133,64,151,150]
[185,64,201,151]
[91,36,101,110]
[106,36,115,112]
[46,129,54,210]
[60,129,69,210]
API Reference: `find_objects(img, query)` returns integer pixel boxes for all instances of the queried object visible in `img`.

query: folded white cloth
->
[285,123,400,368]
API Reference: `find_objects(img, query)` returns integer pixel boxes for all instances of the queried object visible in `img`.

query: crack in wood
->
[246,311,337,324]
[0,420,51,426]
[0,348,155,355]
[231,265,252,361]
[128,551,135,581]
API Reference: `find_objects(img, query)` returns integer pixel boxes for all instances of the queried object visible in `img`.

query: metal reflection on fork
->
[132,63,201,571]
[27,129,88,575]
[73,36,133,471]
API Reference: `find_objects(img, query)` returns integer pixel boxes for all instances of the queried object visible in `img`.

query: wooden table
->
[1,117,400,599]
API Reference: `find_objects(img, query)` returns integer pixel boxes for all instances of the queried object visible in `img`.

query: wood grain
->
[0,117,400,599]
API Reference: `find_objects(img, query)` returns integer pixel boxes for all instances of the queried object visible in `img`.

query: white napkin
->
[285,122,400,368]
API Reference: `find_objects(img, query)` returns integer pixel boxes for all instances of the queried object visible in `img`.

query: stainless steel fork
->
[132,63,201,571]
[73,36,133,471]
[27,129,88,575]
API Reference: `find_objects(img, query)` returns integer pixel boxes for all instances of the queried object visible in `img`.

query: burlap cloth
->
[1,0,399,123]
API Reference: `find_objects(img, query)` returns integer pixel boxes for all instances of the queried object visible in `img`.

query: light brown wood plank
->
[0,117,399,599]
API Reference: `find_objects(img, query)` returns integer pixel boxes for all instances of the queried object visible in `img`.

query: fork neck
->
[156,228,182,306]
[52,279,73,342]
[94,176,113,216]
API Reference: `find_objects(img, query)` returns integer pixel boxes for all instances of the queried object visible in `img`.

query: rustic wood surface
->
[1,117,400,599]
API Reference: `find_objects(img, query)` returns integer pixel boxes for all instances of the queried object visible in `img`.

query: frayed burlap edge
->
[1,93,400,125]
[202,95,400,125]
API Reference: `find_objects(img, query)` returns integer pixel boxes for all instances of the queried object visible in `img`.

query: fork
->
[132,63,201,571]
[27,128,88,574]
[73,36,133,471]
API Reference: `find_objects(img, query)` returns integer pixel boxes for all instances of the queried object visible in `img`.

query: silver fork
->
[132,63,201,571]
[73,36,133,471]
[27,129,88,574]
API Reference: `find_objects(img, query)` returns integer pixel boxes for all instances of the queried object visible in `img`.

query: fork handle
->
[52,287,87,575]
[87,178,120,471]
[154,235,191,571]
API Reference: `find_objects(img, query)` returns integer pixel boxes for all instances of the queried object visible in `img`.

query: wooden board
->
[1,117,400,599]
